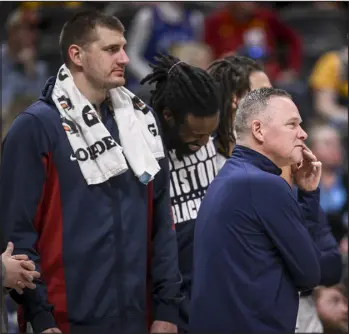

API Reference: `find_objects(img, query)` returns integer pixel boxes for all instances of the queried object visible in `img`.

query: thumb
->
[4,242,14,256]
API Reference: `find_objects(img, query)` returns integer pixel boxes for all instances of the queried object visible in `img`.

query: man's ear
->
[163,108,175,127]
[68,44,83,67]
[251,119,264,143]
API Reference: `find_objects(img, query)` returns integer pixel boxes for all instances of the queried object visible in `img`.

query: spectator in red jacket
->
[204,2,302,84]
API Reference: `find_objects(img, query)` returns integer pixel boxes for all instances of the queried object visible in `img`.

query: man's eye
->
[107,47,119,53]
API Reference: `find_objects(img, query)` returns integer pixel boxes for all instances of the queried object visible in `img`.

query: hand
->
[150,320,177,333]
[292,145,322,192]
[42,328,62,333]
[2,242,41,294]
[12,254,36,269]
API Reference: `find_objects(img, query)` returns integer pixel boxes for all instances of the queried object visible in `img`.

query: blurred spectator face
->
[309,126,343,170]
[316,286,348,332]
[170,42,213,70]
[6,10,39,58]
[249,71,272,91]
[9,24,38,51]
[227,2,257,20]
[80,26,129,89]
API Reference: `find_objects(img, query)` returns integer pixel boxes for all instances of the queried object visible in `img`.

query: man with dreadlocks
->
[140,54,220,333]
[208,55,271,169]
[207,55,341,333]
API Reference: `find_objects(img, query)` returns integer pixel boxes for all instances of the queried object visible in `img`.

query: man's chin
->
[175,145,199,159]
[289,155,303,166]
[108,77,125,88]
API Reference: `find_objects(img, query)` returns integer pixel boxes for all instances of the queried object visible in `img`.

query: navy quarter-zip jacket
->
[0,77,181,334]
[189,145,322,333]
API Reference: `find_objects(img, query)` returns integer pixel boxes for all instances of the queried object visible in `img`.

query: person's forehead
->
[186,113,219,132]
[249,71,272,89]
[267,96,300,119]
[94,26,126,44]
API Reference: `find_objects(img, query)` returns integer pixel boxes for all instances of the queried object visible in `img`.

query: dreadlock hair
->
[208,55,264,158]
[140,54,219,122]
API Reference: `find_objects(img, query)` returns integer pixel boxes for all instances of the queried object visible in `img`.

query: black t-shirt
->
[168,137,218,295]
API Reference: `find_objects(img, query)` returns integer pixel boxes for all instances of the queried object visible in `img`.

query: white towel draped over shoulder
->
[51,64,165,185]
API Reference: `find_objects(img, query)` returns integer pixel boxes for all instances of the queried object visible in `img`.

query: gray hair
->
[234,87,292,140]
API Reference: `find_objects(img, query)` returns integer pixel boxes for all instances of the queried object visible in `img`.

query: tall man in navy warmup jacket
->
[0,11,180,334]
[189,87,324,333]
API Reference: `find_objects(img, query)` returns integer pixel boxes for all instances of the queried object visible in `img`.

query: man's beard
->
[161,118,199,160]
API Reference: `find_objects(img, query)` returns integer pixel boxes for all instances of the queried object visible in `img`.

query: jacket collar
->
[232,145,282,176]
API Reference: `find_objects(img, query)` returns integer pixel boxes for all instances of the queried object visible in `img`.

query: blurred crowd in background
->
[1,1,348,333]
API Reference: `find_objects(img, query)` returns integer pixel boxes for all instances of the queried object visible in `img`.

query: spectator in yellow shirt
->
[309,47,348,128]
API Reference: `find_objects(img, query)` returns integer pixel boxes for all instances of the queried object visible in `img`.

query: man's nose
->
[298,126,308,141]
[118,49,129,65]
[197,135,210,147]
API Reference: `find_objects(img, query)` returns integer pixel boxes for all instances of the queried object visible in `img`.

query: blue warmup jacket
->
[189,145,324,333]
[0,77,181,334]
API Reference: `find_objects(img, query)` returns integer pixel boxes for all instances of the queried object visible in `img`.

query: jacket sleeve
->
[149,110,181,325]
[298,190,342,286]
[254,178,321,291]
[0,112,57,332]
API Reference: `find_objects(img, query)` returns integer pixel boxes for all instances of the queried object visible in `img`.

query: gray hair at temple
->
[233,87,292,141]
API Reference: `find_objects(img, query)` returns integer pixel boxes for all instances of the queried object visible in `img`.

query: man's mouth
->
[112,69,124,75]
[189,144,201,152]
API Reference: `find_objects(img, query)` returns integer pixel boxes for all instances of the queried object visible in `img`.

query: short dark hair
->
[234,87,292,140]
[140,54,219,121]
[208,55,263,157]
[59,10,125,66]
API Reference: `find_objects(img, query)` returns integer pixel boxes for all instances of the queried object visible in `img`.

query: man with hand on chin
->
[189,87,324,333]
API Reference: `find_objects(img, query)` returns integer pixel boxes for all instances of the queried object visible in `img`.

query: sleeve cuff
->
[298,187,320,197]
[153,301,179,326]
[297,187,320,216]
[297,187,321,234]
[28,309,57,333]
